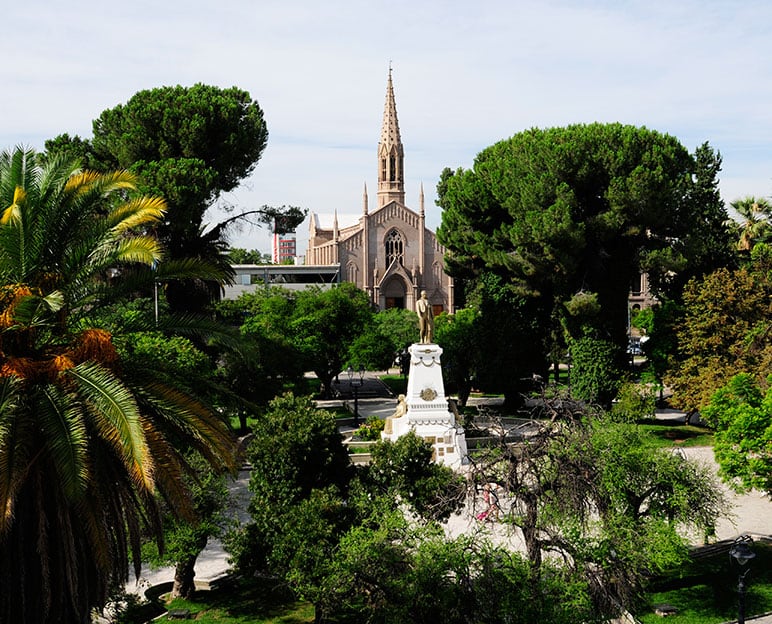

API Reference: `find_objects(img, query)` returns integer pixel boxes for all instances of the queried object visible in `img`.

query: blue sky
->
[3,0,772,254]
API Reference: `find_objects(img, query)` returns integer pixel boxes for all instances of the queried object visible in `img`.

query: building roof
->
[312,212,360,230]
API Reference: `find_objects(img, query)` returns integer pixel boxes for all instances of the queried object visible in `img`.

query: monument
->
[381,293,468,467]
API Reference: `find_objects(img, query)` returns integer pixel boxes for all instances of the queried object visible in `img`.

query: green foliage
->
[363,432,465,522]
[228,284,375,398]
[352,415,385,441]
[347,323,395,371]
[72,84,305,314]
[611,381,656,422]
[375,307,419,349]
[729,195,772,252]
[141,452,230,598]
[702,374,772,496]
[437,125,732,399]
[434,307,479,405]
[92,84,268,198]
[349,307,418,371]
[570,335,622,406]
[290,283,374,396]
[666,255,772,412]
[469,399,727,616]
[228,393,353,575]
[122,332,211,376]
[631,306,655,334]
[463,272,549,405]
[227,248,272,264]
[0,147,236,623]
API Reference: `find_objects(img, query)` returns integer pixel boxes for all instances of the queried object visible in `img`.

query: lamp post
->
[347,365,365,427]
[729,535,756,624]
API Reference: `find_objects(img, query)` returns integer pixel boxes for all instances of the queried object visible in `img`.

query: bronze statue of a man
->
[416,290,434,344]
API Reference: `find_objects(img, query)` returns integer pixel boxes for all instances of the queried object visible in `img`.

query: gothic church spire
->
[377,66,405,208]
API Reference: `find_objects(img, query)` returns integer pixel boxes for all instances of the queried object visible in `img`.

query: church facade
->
[305,71,453,315]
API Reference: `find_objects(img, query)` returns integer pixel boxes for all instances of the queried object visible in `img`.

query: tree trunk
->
[521,497,542,574]
[172,555,198,600]
[172,534,210,599]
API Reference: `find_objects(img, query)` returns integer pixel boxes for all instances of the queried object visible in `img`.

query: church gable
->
[370,201,420,231]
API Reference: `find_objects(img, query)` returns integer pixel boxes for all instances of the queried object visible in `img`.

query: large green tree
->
[290,283,375,397]
[468,398,726,616]
[0,148,236,623]
[437,125,733,383]
[229,395,466,623]
[49,84,305,313]
[666,244,772,412]
[702,373,772,497]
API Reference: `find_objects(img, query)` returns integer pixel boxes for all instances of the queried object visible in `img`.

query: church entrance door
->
[383,277,407,310]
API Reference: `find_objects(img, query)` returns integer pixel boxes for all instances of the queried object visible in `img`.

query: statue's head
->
[421,290,427,298]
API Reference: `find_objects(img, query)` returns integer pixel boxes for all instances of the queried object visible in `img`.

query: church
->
[305,70,453,316]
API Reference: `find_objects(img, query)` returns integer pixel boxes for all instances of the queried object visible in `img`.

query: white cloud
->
[3,0,772,253]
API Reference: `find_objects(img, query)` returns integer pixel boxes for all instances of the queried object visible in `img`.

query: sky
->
[3,0,772,256]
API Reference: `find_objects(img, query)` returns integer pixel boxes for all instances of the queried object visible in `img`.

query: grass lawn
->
[379,374,407,396]
[128,576,314,624]
[637,540,772,623]
[637,421,714,448]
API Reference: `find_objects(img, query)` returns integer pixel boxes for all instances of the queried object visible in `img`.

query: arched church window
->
[389,155,396,182]
[433,260,443,288]
[385,229,404,266]
[381,158,387,181]
[347,261,358,283]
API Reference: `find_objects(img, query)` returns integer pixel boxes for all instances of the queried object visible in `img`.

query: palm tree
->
[728,196,772,251]
[0,147,236,623]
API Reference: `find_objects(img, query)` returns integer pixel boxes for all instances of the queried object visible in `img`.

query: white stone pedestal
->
[381,343,468,468]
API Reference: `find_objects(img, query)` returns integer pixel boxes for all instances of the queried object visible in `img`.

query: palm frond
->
[64,362,154,492]
[140,419,195,521]
[134,379,236,474]
[0,377,32,533]
[38,386,89,500]
[108,196,167,232]
[110,236,164,265]
[0,186,24,226]
[64,169,137,197]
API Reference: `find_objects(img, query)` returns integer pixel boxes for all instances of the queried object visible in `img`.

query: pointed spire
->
[363,182,369,215]
[419,182,425,217]
[380,65,402,147]
[377,65,405,208]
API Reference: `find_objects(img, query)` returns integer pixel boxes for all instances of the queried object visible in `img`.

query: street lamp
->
[347,365,365,427]
[729,535,756,624]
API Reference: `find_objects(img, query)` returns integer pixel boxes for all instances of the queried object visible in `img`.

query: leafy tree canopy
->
[228,284,376,398]
[468,399,727,616]
[46,84,306,313]
[437,125,732,374]
[666,244,772,412]
[702,373,772,496]
[227,247,273,264]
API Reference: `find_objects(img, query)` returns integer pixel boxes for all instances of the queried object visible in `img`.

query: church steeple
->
[377,66,405,208]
